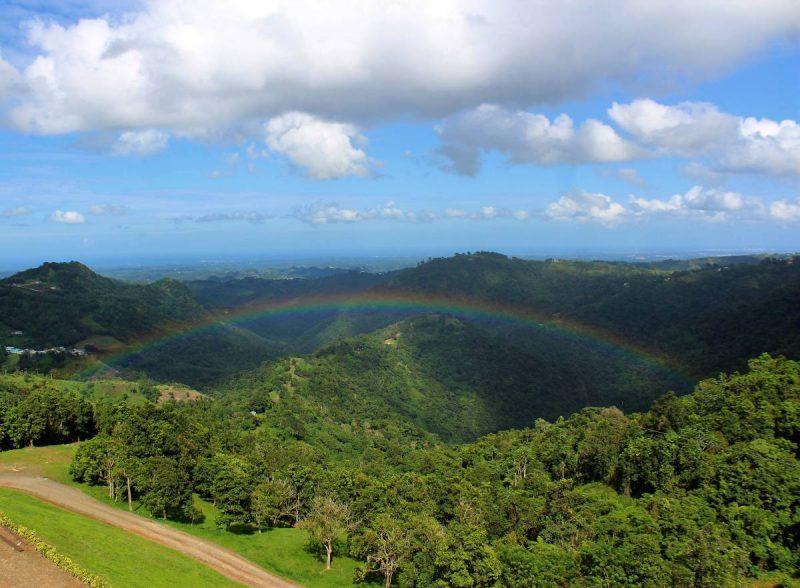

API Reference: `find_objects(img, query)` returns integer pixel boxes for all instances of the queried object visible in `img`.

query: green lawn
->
[0,443,77,483]
[0,443,367,587]
[164,496,364,588]
[0,488,238,588]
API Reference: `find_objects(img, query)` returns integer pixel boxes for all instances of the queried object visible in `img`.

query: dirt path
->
[0,474,299,588]
[0,526,83,588]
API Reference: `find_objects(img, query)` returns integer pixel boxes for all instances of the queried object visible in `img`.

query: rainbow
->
[80,291,693,384]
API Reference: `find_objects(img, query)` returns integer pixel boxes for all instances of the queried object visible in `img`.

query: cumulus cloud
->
[629,186,763,221]
[768,198,800,222]
[292,203,364,225]
[50,209,85,224]
[609,99,800,176]
[546,190,628,226]
[0,56,21,103]
[112,129,169,155]
[88,204,128,215]
[1,205,32,218]
[265,113,372,179]
[437,105,641,174]
[2,1,798,138]
[608,100,737,152]
[473,205,529,220]
[543,185,788,226]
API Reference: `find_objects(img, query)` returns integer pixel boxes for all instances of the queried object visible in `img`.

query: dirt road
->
[0,474,299,588]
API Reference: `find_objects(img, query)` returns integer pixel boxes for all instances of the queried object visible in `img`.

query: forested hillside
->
[222,315,685,441]
[0,262,278,386]
[2,255,799,585]
[65,355,799,586]
[3,253,800,397]
[0,261,202,347]
[379,252,800,377]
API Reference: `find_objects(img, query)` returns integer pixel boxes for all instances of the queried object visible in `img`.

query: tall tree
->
[300,496,353,570]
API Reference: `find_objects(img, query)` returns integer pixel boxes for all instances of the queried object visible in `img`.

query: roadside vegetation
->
[0,488,236,587]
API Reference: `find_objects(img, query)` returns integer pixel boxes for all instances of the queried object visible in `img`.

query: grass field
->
[0,443,77,482]
[0,488,237,588]
[164,496,363,588]
[0,443,366,587]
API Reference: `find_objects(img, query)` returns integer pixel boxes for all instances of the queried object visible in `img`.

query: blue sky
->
[0,1,798,268]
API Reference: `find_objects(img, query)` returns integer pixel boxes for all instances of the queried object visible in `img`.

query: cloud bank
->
[2,2,798,132]
[547,186,800,226]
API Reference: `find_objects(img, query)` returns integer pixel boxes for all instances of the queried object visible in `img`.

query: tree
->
[355,513,413,587]
[251,479,294,531]
[70,434,118,499]
[138,456,192,519]
[300,496,352,570]
[211,455,253,528]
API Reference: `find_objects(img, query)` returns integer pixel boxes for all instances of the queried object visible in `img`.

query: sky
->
[0,0,799,268]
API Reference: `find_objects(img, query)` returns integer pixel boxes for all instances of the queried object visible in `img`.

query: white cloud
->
[265,113,371,179]
[437,105,641,174]
[1,205,32,218]
[292,201,530,224]
[88,204,128,215]
[629,195,684,215]
[608,99,736,152]
[293,203,365,224]
[473,205,529,220]
[544,185,777,226]
[546,190,628,226]
[0,56,21,103]
[50,209,85,224]
[113,129,169,155]
[724,117,800,176]
[3,1,798,137]
[630,186,764,221]
[769,198,800,222]
[609,99,800,176]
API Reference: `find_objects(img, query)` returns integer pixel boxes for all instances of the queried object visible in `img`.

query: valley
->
[0,252,799,586]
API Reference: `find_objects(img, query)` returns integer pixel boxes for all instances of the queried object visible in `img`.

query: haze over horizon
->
[1,1,799,264]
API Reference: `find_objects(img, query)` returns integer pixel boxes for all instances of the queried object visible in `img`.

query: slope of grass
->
[0,443,77,483]
[0,488,237,588]
[0,443,364,587]
[166,497,362,588]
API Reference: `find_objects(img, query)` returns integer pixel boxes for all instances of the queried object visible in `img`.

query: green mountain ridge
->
[221,314,685,442]
[377,252,800,378]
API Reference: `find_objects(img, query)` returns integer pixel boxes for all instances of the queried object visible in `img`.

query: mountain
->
[0,262,277,387]
[377,252,800,378]
[221,314,685,442]
[5,253,800,396]
[187,270,394,354]
[187,269,388,310]
[0,261,203,347]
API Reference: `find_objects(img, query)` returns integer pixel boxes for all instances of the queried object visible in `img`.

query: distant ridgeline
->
[1,253,799,404]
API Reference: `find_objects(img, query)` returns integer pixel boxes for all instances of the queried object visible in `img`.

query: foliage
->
[300,496,354,570]
[65,354,800,586]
